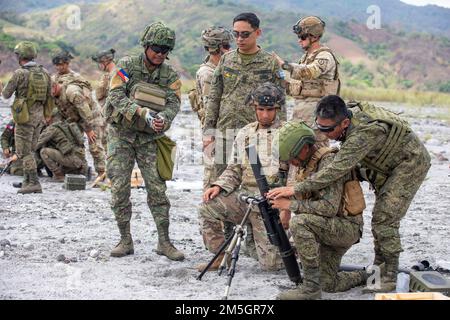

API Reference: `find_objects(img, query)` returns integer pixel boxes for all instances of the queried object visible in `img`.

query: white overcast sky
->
[400,0,450,8]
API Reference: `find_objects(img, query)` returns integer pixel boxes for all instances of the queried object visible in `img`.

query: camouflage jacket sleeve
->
[36,126,56,150]
[95,73,110,102]
[1,126,13,150]
[292,153,347,217]
[203,57,224,132]
[66,84,94,132]
[289,51,335,80]
[158,68,182,130]
[1,70,22,99]
[43,69,54,119]
[212,130,244,194]
[108,57,140,122]
[294,122,387,197]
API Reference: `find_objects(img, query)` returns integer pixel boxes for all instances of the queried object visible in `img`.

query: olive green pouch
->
[131,82,166,112]
[155,135,176,181]
[11,98,29,124]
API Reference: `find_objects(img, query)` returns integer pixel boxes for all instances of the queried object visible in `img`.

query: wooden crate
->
[375,292,450,300]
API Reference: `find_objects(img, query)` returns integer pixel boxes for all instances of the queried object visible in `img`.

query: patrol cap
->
[52,51,74,65]
[245,82,285,108]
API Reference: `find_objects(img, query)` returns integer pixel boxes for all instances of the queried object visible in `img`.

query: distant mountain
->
[1,0,450,93]
[236,0,450,37]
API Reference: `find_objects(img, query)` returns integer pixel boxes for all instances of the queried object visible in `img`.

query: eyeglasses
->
[315,119,342,132]
[232,30,255,39]
[149,45,170,55]
[297,33,309,40]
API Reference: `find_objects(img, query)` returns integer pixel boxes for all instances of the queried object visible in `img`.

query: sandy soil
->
[0,97,449,300]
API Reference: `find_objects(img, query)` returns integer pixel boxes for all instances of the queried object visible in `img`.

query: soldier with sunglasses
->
[273,16,340,147]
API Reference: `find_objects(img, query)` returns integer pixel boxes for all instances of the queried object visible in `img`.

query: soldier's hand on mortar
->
[3,149,10,158]
[270,197,291,211]
[203,185,221,202]
[8,154,18,163]
[271,52,284,67]
[86,130,96,143]
[279,209,291,230]
[267,186,295,199]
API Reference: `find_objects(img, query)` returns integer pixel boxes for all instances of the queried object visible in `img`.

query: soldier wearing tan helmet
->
[190,26,233,130]
[273,16,340,147]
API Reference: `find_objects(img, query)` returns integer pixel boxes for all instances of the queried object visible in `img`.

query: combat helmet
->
[245,82,285,109]
[91,48,116,63]
[293,16,325,38]
[52,51,74,65]
[14,41,38,60]
[140,22,176,51]
[277,121,315,161]
[201,26,234,52]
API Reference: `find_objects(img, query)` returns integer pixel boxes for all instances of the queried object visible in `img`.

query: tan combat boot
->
[51,168,65,182]
[277,268,322,300]
[110,222,134,257]
[196,252,230,272]
[155,224,185,261]
[18,171,42,194]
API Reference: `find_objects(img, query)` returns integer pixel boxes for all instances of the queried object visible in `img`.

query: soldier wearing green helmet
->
[270,121,367,300]
[105,22,184,261]
[2,41,53,194]
[272,16,340,147]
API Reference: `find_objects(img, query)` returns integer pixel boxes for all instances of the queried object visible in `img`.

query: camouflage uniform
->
[36,121,87,177]
[2,57,53,193]
[293,102,431,289]
[1,121,23,175]
[200,119,286,271]
[53,71,106,175]
[94,71,111,152]
[105,22,184,261]
[204,48,285,180]
[287,149,365,293]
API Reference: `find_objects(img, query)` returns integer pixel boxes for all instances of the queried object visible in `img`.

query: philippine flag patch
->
[117,68,130,82]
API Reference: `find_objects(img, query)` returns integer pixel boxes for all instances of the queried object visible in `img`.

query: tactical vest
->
[297,47,340,98]
[349,101,410,177]
[49,122,83,155]
[108,55,171,133]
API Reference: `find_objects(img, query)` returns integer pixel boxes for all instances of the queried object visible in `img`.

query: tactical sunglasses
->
[149,45,171,55]
[297,33,309,40]
[232,30,255,39]
[315,119,342,132]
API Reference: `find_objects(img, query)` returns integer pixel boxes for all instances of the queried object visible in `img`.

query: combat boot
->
[51,168,65,182]
[197,252,231,272]
[110,222,134,257]
[155,224,185,261]
[18,171,42,194]
[277,268,322,300]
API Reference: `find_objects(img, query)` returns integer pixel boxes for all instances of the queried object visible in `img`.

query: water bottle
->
[396,272,410,293]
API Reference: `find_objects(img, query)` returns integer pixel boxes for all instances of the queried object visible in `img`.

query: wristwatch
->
[281,61,292,71]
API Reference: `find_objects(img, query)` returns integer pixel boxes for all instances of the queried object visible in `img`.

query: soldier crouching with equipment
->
[105,22,184,261]
[268,95,431,292]
[270,121,367,300]
[197,82,287,272]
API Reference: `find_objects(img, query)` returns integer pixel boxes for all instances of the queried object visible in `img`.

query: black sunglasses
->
[232,30,255,39]
[297,33,309,40]
[149,45,170,55]
[315,119,342,132]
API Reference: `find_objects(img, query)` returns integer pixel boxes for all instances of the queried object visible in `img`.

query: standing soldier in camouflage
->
[268,95,431,292]
[2,41,53,193]
[198,83,287,272]
[36,118,88,181]
[271,121,367,300]
[105,22,184,261]
[52,51,106,178]
[273,16,340,146]
[203,12,285,182]
[92,48,116,152]
[1,121,23,175]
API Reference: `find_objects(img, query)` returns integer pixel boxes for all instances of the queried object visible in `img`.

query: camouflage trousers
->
[15,104,45,174]
[199,190,284,271]
[291,213,363,292]
[40,148,86,174]
[291,98,329,147]
[88,124,106,175]
[106,126,171,233]
[371,133,431,265]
